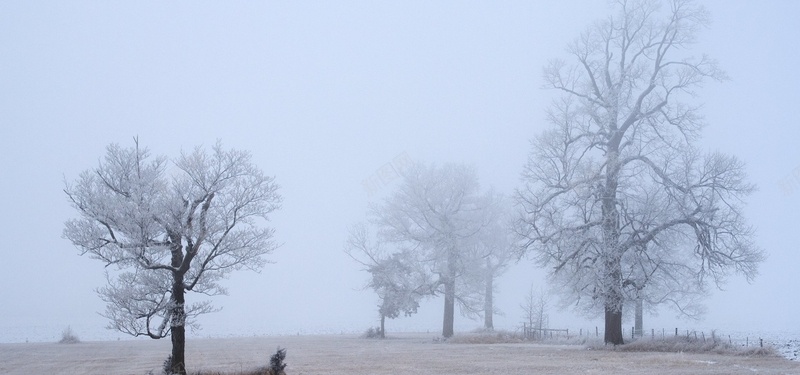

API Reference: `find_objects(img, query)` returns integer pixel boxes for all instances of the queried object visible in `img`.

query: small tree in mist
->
[345,223,435,338]
[63,139,281,375]
[520,285,548,340]
[58,326,80,344]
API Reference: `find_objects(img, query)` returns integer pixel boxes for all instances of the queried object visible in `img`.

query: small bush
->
[58,326,80,344]
[162,355,173,374]
[362,327,383,339]
[268,347,287,375]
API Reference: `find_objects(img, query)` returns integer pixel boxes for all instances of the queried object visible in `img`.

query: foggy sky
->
[1,1,798,342]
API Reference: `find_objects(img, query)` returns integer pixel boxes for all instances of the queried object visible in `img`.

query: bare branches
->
[64,140,281,340]
[364,162,512,336]
[516,0,762,331]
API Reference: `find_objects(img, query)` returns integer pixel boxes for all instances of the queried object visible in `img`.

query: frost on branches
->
[63,139,281,374]
[345,223,434,338]
[514,0,764,345]
[363,162,510,338]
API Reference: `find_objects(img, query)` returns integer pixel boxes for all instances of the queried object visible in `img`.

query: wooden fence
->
[521,324,569,340]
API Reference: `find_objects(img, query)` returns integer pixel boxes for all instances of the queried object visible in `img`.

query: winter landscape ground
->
[1,333,798,375]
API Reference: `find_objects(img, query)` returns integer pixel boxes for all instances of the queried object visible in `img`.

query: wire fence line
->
[519,324,779,349]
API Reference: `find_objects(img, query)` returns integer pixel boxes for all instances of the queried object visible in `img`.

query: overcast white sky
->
[1,1,798,342]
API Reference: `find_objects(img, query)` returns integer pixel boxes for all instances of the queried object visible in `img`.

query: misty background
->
[1,1,798,342]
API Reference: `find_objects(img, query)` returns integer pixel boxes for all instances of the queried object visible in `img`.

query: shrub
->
[268,347,287,375]
[162,355,174,374]
[362,327,383,339]
[58,326,80,344]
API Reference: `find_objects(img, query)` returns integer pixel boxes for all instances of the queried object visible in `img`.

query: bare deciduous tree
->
[63,140,281,374]
[521,285,549,340]
[371,162,500,338]
[514,0,764,345]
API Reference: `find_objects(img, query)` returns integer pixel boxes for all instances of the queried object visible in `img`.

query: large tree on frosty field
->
[514,0,764,345]
[63,140,281,374]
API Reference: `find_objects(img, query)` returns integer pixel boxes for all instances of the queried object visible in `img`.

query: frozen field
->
[1,333,798,375]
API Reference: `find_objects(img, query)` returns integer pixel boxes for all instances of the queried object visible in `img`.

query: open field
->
[0,333,798,375]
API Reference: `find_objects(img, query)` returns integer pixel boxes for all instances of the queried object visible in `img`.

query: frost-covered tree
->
[471,202,514,331]
[345,223,435,338]
[514,0,764,345]
[371,162,500,338]
[63,139,281,374]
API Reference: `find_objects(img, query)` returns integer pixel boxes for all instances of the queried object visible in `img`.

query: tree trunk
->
[483,268,494,331]
[168,235,187,375]
[442,277,455,338]
[604,304,624,345]
[635,297,643,338]
[379,314,386,339]
[601,146,624,346]
[169,273,187,375]
[602,257,625,345]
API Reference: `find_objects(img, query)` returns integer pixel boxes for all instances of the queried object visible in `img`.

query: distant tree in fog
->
[345,223,435,338]
[472,201,514,331]
[63,139,281,375]
[514,0,764,345]
[370,162,502,338]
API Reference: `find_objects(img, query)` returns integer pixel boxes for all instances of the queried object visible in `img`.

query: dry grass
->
[604,335,781,357]
[447,329,600,346]
[446,330,526,344]
[451,329,781,358]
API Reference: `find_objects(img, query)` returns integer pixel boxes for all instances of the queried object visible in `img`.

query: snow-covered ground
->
[722,331,800,361]
[3,324,798,361]
[1,333,799,375]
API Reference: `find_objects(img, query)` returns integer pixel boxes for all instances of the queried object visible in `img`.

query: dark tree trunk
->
[379,314,386,339]
[604,304,624,345]
[169,273,187,375]
[442,277,455,338]
[168,234,187,375]
[483,268,494,331]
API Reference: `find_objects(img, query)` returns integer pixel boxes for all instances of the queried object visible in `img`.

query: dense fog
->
[0,1,798,343]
